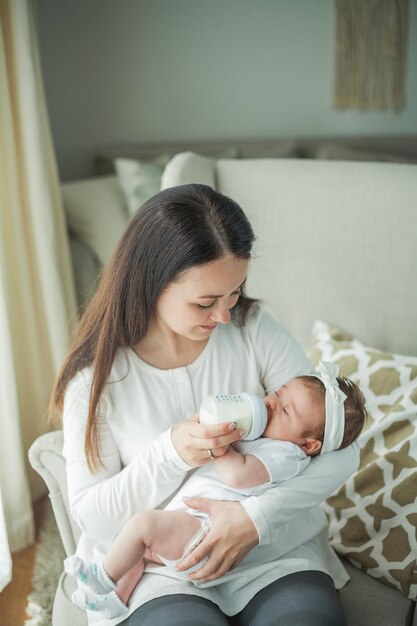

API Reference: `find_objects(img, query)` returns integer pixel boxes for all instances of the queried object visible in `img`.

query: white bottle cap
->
[240,393,268,440]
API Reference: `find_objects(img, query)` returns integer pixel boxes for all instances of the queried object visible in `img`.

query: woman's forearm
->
[65,426,191,540]
[240,442,360,545]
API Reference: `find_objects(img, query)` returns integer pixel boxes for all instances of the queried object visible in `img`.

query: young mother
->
[52,184,356,626]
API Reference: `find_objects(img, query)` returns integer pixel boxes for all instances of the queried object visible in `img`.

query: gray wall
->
[37,0,417,181]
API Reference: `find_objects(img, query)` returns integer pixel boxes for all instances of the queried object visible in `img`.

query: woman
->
[52,184,357,626]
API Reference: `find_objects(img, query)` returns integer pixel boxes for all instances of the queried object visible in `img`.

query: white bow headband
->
[311,361,347,454]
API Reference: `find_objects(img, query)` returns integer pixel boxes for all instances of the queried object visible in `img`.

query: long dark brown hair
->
[51,183,257,469]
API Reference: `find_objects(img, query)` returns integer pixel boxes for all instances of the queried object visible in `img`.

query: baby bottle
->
[199,393,267,440]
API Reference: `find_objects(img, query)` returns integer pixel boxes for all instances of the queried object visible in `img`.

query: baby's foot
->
[64,555,115,594]
[71,588,128,619]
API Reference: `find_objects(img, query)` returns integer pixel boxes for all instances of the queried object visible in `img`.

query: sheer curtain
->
[0,494,12,592]
[0,0,77,589]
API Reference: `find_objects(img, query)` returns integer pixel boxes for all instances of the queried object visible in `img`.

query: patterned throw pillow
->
[115,155,172,216]
[310,320,417,599]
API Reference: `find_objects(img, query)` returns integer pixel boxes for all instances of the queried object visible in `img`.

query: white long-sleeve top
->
[63,307,359,624]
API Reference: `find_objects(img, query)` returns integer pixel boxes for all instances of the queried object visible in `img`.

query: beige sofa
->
[62,136,417,311]
[30,152,417,626]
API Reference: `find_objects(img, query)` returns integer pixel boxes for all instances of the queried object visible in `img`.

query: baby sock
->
[71,588,128,619]
[64,555,115,594]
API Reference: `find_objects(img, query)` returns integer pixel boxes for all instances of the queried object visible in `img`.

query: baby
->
[65,361,366,618]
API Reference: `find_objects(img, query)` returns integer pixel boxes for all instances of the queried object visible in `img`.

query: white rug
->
[25,500,65,626]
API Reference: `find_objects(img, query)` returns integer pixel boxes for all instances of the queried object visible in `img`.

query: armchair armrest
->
[28,430,80,556]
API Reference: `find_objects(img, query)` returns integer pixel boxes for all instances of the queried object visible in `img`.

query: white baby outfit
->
[160,438,310,574]
[63,307,359,625]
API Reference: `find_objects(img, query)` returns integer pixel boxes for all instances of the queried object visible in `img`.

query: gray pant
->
[119,571,348,626]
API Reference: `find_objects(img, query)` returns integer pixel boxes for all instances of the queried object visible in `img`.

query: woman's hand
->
[175,498,259,581]
[171,417,244,467]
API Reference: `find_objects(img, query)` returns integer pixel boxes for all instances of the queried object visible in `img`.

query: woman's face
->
[155,254,248,342]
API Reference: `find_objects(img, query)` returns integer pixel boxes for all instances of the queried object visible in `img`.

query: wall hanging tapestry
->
[334,0,408,110]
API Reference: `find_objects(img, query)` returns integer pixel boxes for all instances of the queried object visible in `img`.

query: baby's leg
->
[71,561,146,617]
[115,561,146,606]
[64,556,115,594]
[104,509,202,581]
[68,511,201,618]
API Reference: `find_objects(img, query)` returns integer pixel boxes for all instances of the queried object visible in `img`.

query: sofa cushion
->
[198,157,417,356]
[310,321,417,599]
[62,176,128,267]
[339,559,414,626]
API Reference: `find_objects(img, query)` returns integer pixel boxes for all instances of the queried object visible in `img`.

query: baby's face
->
[263,378,323,446]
